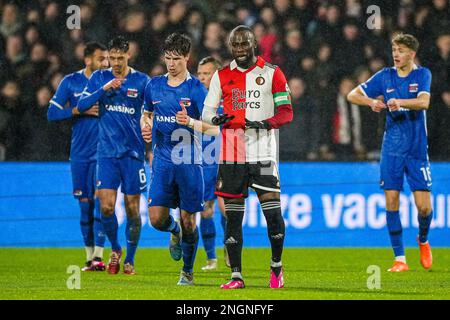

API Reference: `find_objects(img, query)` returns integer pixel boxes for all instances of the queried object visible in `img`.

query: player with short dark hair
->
[202,25,293,289]
[78,36,150,275]
[47,41,109,271]
[141,33,216,285]
[347,33,433,272]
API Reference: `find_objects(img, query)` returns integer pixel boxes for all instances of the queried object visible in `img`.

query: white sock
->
[85,246,94,262]
[93,246,104,259]
[231,272,243,280]
[271,260,282,268]
[395,255,406,263]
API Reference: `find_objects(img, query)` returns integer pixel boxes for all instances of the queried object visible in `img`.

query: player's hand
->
[103,78,123,91]
[245,118,270,130]
[82,104,99,117]
[211,114,234,126]
[176,104,190,126]
[141,124,152,143]
[141,115,152,143]
[387,98,401,112]
[369,99,386,113]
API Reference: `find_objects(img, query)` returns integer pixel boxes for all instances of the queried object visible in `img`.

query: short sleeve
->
[359,69,384,98]
[143,79,154,112]
[272,67,291,107]
[49,75,71,110]
[418,68,432,96]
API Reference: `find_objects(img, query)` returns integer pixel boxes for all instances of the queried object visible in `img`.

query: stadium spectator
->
[279,77,320,161]
[0,3,23,39]
[332,77,365,160]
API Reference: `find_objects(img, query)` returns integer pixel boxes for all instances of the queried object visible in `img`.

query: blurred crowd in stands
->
[0,0,449,161]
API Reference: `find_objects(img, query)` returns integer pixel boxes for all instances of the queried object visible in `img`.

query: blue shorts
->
[97,157,147,195]
[380,154,432,192]
[203,165,218,202]
[148,159,204,213]
[71,161,96,200]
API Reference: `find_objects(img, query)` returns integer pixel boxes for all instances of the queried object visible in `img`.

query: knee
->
[201,203,214,219]
[126,203,140,218]
[101,203,115,217]
[258,192,280,202]
[181,217,196,234]
[149,214,165,229]
[385,198,399,211]
[417,203,432,216]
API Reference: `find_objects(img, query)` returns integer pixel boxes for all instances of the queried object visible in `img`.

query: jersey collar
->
[164,72,192,80]
[230,56,265,71]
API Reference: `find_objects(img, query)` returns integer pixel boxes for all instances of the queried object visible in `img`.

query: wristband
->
[188,117,195,128]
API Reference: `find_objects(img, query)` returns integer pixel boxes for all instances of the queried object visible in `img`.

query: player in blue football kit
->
[196,56,229,270]
[141,33,219,285]
[47,42,109,271]
[348,33,433,272]
[78,36,150,275]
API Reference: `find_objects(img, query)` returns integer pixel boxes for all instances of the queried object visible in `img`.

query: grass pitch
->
[1,248,449,300]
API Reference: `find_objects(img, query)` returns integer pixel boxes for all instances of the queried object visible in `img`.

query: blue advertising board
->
[1,162,449,247]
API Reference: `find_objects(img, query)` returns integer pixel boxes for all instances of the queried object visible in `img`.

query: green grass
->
[1,248,449,300]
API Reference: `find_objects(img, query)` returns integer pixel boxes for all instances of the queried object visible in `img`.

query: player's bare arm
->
[347,86,386,112]
[176,105,220,136]
[387,93,430,111]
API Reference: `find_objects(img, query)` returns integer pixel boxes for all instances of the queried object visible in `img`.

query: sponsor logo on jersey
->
[73,190,83,196]
[127,88,138,98]
[409,83,418,93]
[97,180,102,187]
[74,92,83,97]
[148,198,152,205]
[105,104,136,115]
[155,115,177,123]
[380,180,384,187]
[179,98,191,108]
[231,88,262,110]
[256,76,265,85]
[386,88,395,93]
[152,100,162,105]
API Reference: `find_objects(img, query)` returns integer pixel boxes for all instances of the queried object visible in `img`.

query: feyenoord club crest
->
[180,97,191,108]
[256,76,265,85]
[127,88,138,98]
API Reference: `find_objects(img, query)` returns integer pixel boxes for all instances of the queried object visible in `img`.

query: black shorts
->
[215,161,281,198]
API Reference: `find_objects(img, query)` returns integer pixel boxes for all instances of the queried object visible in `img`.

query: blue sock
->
[154,215,180,235]
[418,211,433,243]
[386,211,404,257]
[93,198,106,248]
[101,213,121,251]
[200,217,217,260]
[124,217,142,265]
[181,228,199,273]
[79,201,94,247]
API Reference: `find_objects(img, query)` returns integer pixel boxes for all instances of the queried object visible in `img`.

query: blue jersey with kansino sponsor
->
[47,69,97,162]
[79,68,149,161]
[359,66,432,160]
[144,73,207,164]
